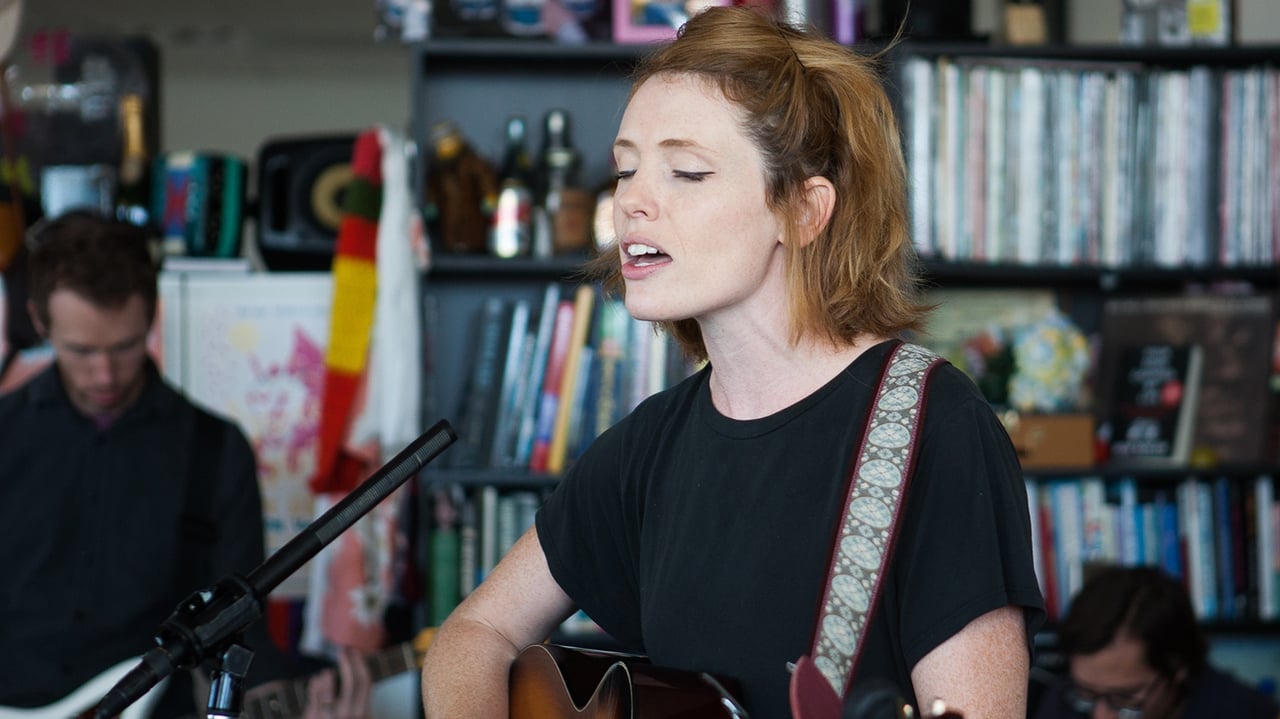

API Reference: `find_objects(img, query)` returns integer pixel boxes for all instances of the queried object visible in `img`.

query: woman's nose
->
[614,173,655,220]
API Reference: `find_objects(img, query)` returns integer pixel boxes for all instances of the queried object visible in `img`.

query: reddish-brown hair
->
[587,5,928,362]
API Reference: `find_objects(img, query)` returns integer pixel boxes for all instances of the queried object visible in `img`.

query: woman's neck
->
[704,332,886,420]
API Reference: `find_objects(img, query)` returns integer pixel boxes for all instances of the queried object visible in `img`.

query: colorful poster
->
[160,271,333,597]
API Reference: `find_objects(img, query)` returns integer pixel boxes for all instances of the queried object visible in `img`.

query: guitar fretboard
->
[220,642,420,719]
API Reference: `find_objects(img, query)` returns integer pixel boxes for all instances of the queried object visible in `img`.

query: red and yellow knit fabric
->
[312,129,383,494]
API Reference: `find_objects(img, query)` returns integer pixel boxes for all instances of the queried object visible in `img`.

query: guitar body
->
[509,644,744,719]
[1,630,433,719]
[0,656,168,719]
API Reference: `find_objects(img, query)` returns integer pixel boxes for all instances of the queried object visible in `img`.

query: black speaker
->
[879,0,973,41]
[256,134,356,271]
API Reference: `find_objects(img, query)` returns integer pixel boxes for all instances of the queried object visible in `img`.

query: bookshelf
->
[893,42,1280,648]
[408,36,1280,635]
[415,252,693,629]
[891,42,1280,269]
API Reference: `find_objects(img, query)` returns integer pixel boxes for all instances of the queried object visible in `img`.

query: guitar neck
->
[240,641,420,719]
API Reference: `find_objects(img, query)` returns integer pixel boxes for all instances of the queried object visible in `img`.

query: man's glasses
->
[1061,676,1163,718]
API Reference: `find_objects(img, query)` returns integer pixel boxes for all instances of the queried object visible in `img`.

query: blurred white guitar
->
[0,629,433,719]
[0,655,168,719]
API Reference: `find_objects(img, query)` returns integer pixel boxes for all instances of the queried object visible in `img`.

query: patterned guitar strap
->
[789,341,944,719]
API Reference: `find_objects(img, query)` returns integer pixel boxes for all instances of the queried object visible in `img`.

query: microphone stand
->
[89,419,457,719]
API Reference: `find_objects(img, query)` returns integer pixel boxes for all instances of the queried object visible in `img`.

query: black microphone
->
[91,420,457,719]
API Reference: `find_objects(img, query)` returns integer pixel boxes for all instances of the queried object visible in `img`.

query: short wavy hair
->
[27,210,160,329]
[1058,565,1208,681]
[587,5,928,362]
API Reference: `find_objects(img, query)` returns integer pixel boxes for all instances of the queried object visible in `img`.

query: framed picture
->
[612,0,729,43]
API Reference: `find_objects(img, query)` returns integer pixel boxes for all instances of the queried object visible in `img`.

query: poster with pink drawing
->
[159,272,333,598]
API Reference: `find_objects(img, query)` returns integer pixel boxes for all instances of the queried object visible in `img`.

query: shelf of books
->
[432,281,698,476]
[1026,471,1280,627]
[893,41,1280,636]
[1028,293,1280,630]
[417,274,699,627]
[893,43,1280,272]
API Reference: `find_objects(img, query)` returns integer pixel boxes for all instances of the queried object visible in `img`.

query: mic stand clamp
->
[205,642,254,719]
[156,575,262,672]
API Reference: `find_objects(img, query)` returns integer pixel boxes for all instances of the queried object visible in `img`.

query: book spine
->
[479,485,500,582]
[1081,476,1108,563]
[1051,479,1084,616]
[547,285,596,474]
[1117,476,1141,565]
[427,486,462,625]
[429,525,460,625]
[1038,483,1060,620]
[1026,479,1047,616]
[529,299,577,473]
[451,297,509,469]
[1154,489,1183,580]
[1257,475,1276,619]
[514,283,563,469]
[1213,476,1236,620]
[489,300,532,468]
[458,496,478,598]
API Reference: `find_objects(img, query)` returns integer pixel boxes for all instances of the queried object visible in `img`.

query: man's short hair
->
[27,210,160,328]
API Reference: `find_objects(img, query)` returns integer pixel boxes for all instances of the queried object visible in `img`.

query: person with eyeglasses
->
[1031,565,1279,719]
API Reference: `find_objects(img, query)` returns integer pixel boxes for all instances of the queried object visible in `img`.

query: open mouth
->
[625,242,670,266]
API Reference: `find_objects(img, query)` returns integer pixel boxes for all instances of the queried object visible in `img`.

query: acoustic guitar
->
[509,644,967,719]
[509,643,749,719]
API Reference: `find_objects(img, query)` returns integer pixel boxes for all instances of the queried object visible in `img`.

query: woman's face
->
[611,73,787,327]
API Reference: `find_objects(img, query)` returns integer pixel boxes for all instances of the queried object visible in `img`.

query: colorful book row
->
[1028,474,1280,622]
[902,55,1279,268]
[448,282,698,474]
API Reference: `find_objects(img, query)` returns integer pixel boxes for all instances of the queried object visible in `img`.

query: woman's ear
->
[797,176,835,246]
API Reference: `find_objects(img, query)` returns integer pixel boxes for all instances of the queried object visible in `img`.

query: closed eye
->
[674,170,713,182]
[616,169,636,181]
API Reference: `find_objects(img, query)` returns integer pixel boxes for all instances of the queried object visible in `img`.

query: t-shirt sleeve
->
[890,367,1047,670]
[536,415,647,649]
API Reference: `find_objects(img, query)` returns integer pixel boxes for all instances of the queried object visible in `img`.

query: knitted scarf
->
[311,129,383,494]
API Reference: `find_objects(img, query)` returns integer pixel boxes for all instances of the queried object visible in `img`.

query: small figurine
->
[423,120,497,254]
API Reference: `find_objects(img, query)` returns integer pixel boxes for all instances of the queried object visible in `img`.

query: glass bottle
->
[489,116,534,258]
[536,109,592,256]
[115,93,151,226]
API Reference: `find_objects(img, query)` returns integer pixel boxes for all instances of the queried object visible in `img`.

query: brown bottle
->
[536,109,592,256]
[115,93,151,227]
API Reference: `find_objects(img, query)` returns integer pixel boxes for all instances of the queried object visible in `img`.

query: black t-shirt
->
[1033,666,1280,719]
[538,339,1046,718]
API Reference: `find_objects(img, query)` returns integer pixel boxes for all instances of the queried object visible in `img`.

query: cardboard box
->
[1004,3,1047,45]
[1002,412,1095,469]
